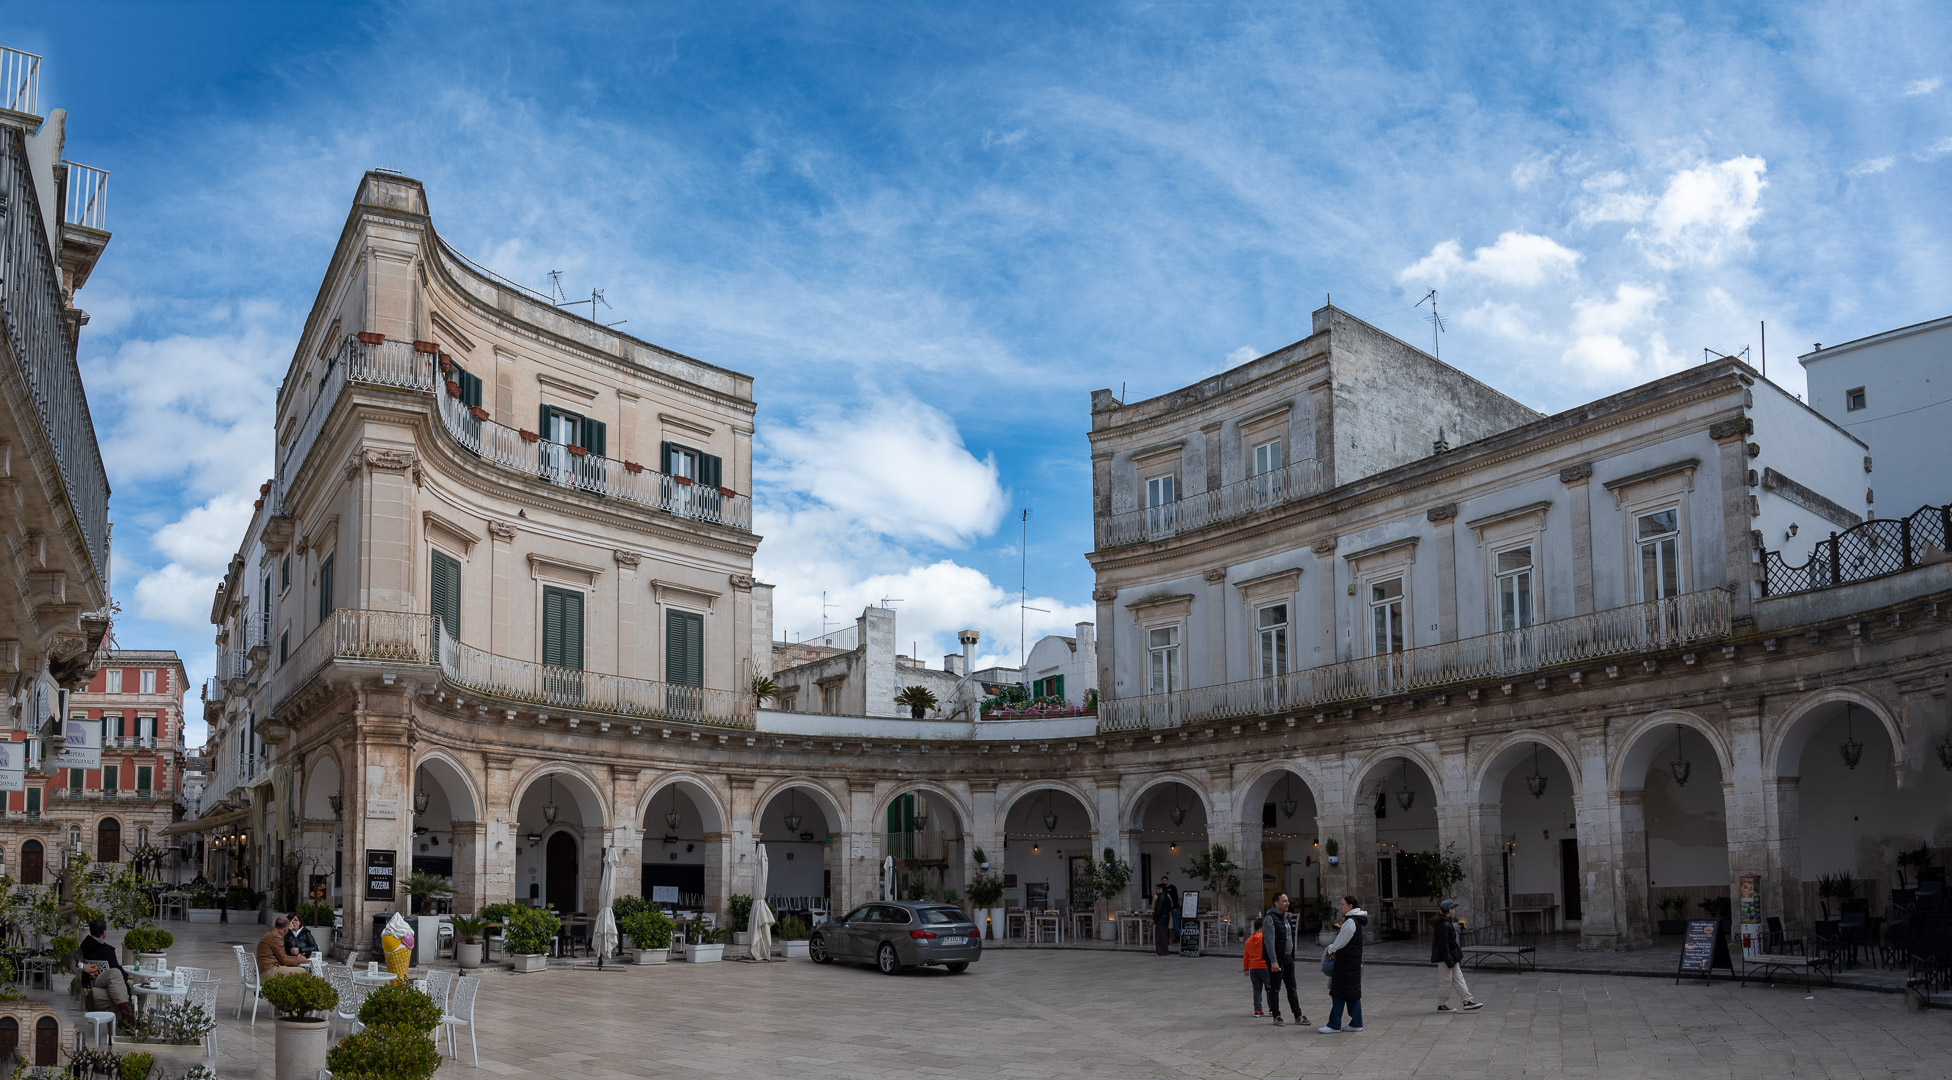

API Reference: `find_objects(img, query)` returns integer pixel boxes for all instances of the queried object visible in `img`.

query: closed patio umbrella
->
[749,844,776,961]
[592,845,622,969]
[883,855,895,901]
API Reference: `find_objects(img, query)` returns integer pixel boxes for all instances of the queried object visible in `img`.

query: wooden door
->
[20,841,41,885]
[97,819,120,863]
[545,832,579,912]
[1262,844,1286,910]
[1560,838,1582,921]
[32,1017,55,1066]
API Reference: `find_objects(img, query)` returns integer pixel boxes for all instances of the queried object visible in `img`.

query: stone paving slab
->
[33,921,1951,1078]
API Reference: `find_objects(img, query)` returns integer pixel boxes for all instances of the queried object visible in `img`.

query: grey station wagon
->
[809,901,982,974]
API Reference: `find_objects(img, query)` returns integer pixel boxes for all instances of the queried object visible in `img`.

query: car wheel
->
[877,942,902,975]
[945,962,969,973]
[809,935,831,964]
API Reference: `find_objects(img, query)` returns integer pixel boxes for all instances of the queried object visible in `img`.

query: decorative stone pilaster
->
[1560,464,1596,615]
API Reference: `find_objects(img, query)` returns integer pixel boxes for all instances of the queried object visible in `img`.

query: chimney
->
[957,629,980,679]
[942,653,966,677]
[1074,621,1094,649]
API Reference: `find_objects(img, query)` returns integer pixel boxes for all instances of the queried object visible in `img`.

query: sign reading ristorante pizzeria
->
[365,849,396,901]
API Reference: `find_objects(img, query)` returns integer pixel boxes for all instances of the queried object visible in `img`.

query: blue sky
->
[18,2,1950,743]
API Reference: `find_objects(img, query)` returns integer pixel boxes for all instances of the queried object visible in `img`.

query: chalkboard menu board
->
[365,849,397,901]
[1674,919,1733,983]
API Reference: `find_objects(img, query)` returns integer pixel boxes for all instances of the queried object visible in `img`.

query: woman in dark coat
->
[1151,882,1174,955]
[1321,896,1368,1032]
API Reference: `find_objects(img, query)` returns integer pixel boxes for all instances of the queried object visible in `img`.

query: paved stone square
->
[93,923,1952,1078]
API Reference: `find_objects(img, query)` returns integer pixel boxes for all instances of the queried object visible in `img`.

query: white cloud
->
[1225,345,1258,366]
[1574,171,1656,226]
[1559,283,1668,383]
[1459,300,1549,344]
[131,562,219,629]
[1575,157,1767,269]
[1510,152,1558,191]
[1397,231,1582,289]
[1904,77,1942,96]
[1916,137,1952,162]
[1848,156,1896,177]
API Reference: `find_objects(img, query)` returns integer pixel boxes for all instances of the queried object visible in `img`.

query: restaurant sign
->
[365,849,397,901]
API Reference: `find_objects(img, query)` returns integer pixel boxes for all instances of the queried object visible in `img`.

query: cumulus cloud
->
[1848,156,1896,177]
[1459,300,1550,344]
[1905,77,1942,96]
[1397,231,1582,289]
[1559,283,1667,382]
[1575,157,1768,269]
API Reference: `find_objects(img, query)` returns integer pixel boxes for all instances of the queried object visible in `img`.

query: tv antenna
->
[547,270,628,328]
[820,590,837,640]
[1019,509,1047,675]
[879,596,904,661]
[1702,345,1751,365]
[1416,289,1447,360]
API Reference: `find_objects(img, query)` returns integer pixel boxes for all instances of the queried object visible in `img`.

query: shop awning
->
[159,808,251,837]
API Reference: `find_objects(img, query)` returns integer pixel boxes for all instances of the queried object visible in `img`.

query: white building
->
[1024,624,1096,707]
[1799,315,1947,521]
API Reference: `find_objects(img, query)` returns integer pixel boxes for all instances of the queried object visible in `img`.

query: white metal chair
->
[231,945,264,1023]
[186,978,221,1059]
[325,970,355,1040]
[440,974,479,1066]
[172,966,210,985]
[331,974,372,1041]
[423,969,453,1014]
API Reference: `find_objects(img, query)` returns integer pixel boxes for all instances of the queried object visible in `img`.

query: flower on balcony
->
[717,485,737,498]
[519,429,540,442]
[672,475,695,486]
[469,406,489,421]
[623,460,644,474]
[413,339,439,354]
[356,331,385,345]
[445,380,462,398]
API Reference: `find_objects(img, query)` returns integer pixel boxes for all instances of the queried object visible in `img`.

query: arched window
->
[97,818,121,863]
[136,826,148,847]
[20,840,42,884]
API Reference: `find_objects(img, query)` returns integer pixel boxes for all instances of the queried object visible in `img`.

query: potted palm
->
[751,676,780,711]
[621,909,673,964]
[777,915,812,959]
[1655,896,1688,935]
[967,866,1005,941]
[729,894,754,946]
[503,906,560,973]
[125,997,216,1074]
[403,871,455,964]
[1816,872,1855,920]
[260,970,338,1080]
[451,915,487,969]
[683,924,726,963]
[1087,847,1134,940]
[895,685,939,719]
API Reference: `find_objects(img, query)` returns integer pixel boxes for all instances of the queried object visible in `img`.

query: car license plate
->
[942,936,966,945]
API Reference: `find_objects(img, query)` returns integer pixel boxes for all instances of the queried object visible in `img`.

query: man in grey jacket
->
[1260,892,1307,1026]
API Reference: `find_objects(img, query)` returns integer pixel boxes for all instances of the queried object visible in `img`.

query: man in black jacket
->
[78,918,135,1026]
[1260,892,1308,1026]
[1431,899,1482,1012]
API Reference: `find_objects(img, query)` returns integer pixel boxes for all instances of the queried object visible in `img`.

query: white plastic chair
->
[83,1009,115,1047]
[172,966,210,985]
[186,978,220,1059]
[231,945,263,1023]
[423,969,453,1014]
[325,970,354,1040]
[440,974,479,1066]
[331,975,371,1040]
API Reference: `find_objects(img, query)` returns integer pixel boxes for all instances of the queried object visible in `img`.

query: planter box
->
[509,953,548,973]
[781,940,810,959]
[187,908,221,924]
[124,1042,209,1074]
[682,944,724,964]
[627,947,669,965]
[733,932,752,946]
[274,1016,330,1080]
[456,941,483,969]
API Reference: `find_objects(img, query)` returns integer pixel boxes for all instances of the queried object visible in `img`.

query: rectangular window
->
[1147,625,1181,694]
[103,765,119,792]
[68,769,83,793]
[665,610,704,687]
[279,630,289,665]
[1496,546,1535,631]
[430,550,462,639]
[1636,509,1681,602]
[139,715,156,744]
[105,670,121,694]
[541,586,585,669]
[541,405,606,456]
[318,553,335,625]
[821,684,842,713]
[280,554,292,592]
[139,669,156,695]
[1143,474,1177,536]
[1145,474,1175,507]
[26,788,39,815]
[1256,603,1289,678]
[659,441,722,486]
[136,766,152,793]
[1252,439,1282,476]
[1370,578,1405,655]
[1846,387,1866,411]
[451,362,483,408]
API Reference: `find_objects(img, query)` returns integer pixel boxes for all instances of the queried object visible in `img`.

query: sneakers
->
[1462,1001,1483,1010]
[1271,1015,1284,1026]
[1345,1025,1363,1031]
[1318,1026,1341,1034]
[1254,1009,1264,1017]
[1437,1004,1455,1012]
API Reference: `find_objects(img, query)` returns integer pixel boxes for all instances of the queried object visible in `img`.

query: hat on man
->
[1439,899,1458,912]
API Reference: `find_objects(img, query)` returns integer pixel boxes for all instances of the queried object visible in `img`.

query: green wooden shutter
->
[660,441,676,474]
[582,418,606,458]
[665,610,703,687]
[456,368,482,408]
[317,554,334,625]
[700,453,723,488]
[542,586,585,669]
[1055,674,1064,700]
[430,550,461,638]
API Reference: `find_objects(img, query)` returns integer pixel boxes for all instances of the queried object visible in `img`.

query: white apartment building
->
[1799,315,1946,521]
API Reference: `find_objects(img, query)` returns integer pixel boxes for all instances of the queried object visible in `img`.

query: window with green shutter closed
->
[542,586,585,670]
[665,610,703,687]
[660,441,723,487]
[317,554,334,626]
[430,550,461,638]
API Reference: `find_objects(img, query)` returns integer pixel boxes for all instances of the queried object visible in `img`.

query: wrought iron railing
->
[274,608,754,729]
[275,336,434,508]
[1760,503,1952,597]
[1097,458,1323,548]
[61,161,107,231]
[0,126,110,583]
[1099,588,1732,731]
[0,48,37,115]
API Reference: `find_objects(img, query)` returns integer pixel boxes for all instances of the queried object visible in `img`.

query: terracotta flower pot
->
[413,339,439,354]
[469,406,490,421]
[566,444,588,457]
[519,429,540,442]
[446,380,461,398]
[717,485,737,498]
[356,331,384,345]
[672,475,694,486]
[623,461,643,474]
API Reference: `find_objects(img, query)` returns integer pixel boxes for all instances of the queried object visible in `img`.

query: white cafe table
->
[131,980,187,1011]
[351,970,399,987]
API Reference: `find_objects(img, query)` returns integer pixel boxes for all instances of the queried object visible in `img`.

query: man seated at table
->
[258,915,309,979]
[78,918,135,1026]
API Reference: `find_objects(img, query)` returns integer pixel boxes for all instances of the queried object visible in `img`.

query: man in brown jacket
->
[257,915,308,979]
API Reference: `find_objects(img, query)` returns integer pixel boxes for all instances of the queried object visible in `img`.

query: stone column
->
[1709,417,1759,620]
[614,551,640,677]
[479,753,517,906]
[847,779,878,908]
[1092,586,1117,705]
[968,780,1001,872]
[1764,777,1803,929]
[1613,789,1652,948]
[1721,698,1770,934]
[1560,464,1595,615]
[1312,537,1339,664]
[1570,720,1618,949]
[448,820,485,913]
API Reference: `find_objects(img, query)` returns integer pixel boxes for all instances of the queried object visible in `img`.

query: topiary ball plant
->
[326,1020,443,1080]
[357,981,442,1034]
[260,971,338,1020]
[619,909,673,951]
[124,926,174,953]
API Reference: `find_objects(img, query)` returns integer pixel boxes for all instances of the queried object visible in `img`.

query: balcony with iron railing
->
[1760,502,1952,597]
[1099,588,1733,732]
[60,161,107,232]
[1097,458,1323,549]
[276,335,753,531]
[276,607,755,730]
[0,121,111,584]
[0,47,38,116]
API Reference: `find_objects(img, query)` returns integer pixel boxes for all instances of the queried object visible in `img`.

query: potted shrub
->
[620,908,673,965]
[1655,896,1688,935]
[1323,838,1340,867]
[451,915,487,969]
[48,933,78,994]
[123,925,174,966]
[728,894,754,946]
[683,924,726,963]
[126,997,217,1073]
[260,970,338,1080]
[357,980,442,1032]
[1816,872,1855,920]
[187,886,223,923]
[1086,847,1134,940]
[328,984,442,1080]
[1699,895,1733,934]
[777,915,812,959]
[967,866,1005,940]
[119,1051,154,1080]
[502,905,560,973]
[1312,893,1337,945]
[228,887,268,923]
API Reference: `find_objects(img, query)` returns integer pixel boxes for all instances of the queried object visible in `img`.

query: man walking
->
[1260,892,1308,1026]
[1151,881,1174,955]
[1431,899,1483,1012]
[1320,895,1367,1033]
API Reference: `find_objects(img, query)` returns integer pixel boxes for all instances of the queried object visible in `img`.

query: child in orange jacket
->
[1243,928,1270,1016]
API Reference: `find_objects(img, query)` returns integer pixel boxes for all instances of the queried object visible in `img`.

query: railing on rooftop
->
[276,608,754,730]
[0,126,110,583]
[0,48,38,116]
[61,161,107,231]
[1099,587,1731,732]
[1097,458,1323,548]
[1760,502,1952,597]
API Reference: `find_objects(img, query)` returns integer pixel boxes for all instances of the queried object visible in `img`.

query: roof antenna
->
[1416,289,1446,360]
[547,271,628,328]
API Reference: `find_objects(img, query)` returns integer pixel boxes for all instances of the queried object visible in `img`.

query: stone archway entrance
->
[546,833,580,912]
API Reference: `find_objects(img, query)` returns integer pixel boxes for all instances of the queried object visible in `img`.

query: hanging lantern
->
[543,778,559,825]
[413,769,430,815]
[1169,791,1186,826]
[1043,789,1058,832]
[1669,725,1692,787]
[1838,704,1864,770]
[665,789,683,832]
[782,789,801,834]
[1526,744,1548,799]
[1395,762,1415,811]
[911,794,929,834]
[327,791,343,819]
[1280,776,1297,819]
